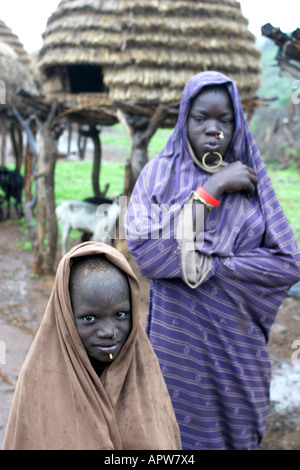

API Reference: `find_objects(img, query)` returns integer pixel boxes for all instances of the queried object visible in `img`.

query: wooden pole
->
[117,104,167,196]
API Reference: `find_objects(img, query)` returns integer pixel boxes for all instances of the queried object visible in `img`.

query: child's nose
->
[96,321,115,338]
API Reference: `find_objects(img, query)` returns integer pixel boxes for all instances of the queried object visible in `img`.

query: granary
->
[0,20,35,169]
[38,0,262,192]
[19,0,263,275]
[39,0,261,110]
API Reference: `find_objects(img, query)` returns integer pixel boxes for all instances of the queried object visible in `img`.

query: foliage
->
[255,37,295,108]
[54,159,125,204]
[266,163,300,243]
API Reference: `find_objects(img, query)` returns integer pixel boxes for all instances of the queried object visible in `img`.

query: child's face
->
[71,266,132,364]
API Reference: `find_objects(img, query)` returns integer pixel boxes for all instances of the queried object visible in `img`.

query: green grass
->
[54,159,125,244]
[3,128,300,248]
[53,158,300,246]
[54,159,125,204]
[266,163,300,243]
[101,123,172,159]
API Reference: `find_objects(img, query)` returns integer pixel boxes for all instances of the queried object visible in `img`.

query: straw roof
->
[0,19,29,65]
[0,20,36,111]
[39,0,261,118]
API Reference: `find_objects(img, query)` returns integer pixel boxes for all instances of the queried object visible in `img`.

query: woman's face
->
[71,266,132,365]
[187,86,234,163]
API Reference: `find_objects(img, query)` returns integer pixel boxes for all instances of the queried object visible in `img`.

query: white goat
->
[56,197,120,255]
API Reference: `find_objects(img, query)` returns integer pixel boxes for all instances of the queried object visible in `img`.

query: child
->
[2,242,181,450]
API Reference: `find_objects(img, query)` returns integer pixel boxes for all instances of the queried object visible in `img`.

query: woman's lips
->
[203,141,220,152]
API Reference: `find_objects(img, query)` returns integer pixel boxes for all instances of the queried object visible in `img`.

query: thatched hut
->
[29,0,263,275]
[0,21,35,168]
[39,0,261,110]
[38,0,262,192]
[0,19,29,66]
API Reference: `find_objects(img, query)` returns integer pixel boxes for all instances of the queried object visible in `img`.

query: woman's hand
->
[203,161,258,199]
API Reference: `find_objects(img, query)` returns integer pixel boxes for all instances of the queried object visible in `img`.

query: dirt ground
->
[0,134,299,450]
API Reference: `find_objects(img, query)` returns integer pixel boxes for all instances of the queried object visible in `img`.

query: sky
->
[0,0,298,54]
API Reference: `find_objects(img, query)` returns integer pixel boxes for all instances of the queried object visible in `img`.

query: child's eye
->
[82,315,96,322]
[115,311,129,319]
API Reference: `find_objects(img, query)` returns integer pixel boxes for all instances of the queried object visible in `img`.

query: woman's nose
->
[205,121,219,135]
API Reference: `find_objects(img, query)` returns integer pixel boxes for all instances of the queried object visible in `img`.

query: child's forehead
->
[70,256,125,284]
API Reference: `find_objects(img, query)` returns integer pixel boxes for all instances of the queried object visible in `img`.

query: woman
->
[125,71,300,450]
[2,242,181,450]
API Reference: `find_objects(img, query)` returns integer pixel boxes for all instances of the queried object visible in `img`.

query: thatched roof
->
[0,41,35,110]
[0,19,29,65]
[0,19,36,113]
[39,0,261,114]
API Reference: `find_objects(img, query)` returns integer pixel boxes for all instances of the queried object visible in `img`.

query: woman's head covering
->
[2,242,181,450]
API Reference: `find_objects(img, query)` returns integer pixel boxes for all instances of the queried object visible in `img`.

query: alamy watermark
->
[0,340,5,365]
[0,80,6,105]
[94,196,204,244]
[291,339,300,365]
[292,80,300,105]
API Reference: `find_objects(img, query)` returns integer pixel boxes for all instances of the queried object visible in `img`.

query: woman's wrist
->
[202,177,225,201]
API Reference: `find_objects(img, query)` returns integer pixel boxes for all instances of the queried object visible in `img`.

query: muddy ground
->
[0,134,300,450]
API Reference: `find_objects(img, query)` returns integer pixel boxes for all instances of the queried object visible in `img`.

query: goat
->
[0,166,24,219]
[56,197,120,255]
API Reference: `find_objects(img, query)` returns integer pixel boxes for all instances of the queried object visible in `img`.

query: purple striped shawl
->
[125,71,300,450]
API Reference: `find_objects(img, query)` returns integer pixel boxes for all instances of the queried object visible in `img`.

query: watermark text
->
[0,340,6,365]
[292,80,300,105]
[291,339,300,365]
[0,80,5,104]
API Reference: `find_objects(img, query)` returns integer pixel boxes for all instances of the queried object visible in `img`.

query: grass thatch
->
[39,0,262,111]
[0,41,34,108]
[0,19,29,65]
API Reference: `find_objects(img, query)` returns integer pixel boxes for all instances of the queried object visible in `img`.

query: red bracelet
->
[195,186,220,207]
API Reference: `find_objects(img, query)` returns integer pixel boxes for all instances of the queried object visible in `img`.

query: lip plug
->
[109,354,113,360]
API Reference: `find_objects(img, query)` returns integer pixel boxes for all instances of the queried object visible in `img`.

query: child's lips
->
[93,343,119,355]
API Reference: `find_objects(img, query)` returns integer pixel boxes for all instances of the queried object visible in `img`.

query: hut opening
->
[66,64,109,94]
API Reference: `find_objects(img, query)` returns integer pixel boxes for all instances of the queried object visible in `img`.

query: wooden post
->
[79,125,109,197]
[117,104,167,196]
[32,101,58,276]
[0,119,7,166]
[12,108,38,241]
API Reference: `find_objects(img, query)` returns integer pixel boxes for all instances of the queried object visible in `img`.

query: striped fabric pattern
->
[125,71,300,450]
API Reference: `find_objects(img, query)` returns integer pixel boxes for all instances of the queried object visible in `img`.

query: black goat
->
[0,166,24,219]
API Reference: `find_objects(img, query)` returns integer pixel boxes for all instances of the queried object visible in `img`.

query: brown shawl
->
[2,242,181,450]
